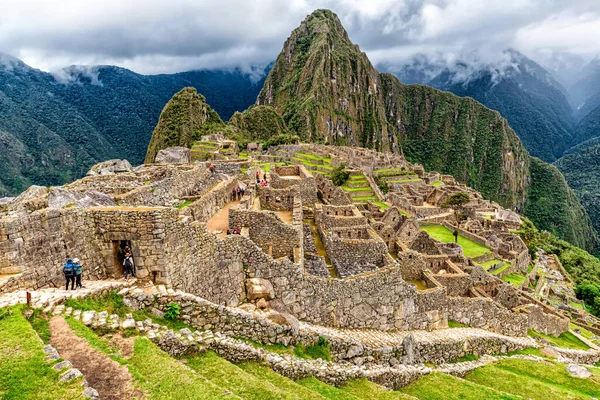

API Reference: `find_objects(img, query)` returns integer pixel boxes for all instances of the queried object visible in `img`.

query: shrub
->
[165,302,181,320]
[331,165,350,186]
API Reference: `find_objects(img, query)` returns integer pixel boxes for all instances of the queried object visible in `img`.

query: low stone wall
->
[228,208,301,259]
[551,347,600,365]
[516,304,569,336]
[183,178,238,223]
[258,187,295,211]
[447,297,528,337]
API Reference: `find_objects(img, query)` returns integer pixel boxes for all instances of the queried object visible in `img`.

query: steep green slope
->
[380,75,529,209]
[256,9,392,151]
[570,104,600,148]
[555,144,600,236]
[145,87,225,162]
[525,157,598,251]
[228,105,290,142]
[427,53,574,162]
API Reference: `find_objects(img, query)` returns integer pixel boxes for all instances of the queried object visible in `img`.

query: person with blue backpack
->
[63,259,76,290]
[73,258,84,289]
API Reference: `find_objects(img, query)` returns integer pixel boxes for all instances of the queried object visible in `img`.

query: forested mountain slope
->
[0,56,266,196]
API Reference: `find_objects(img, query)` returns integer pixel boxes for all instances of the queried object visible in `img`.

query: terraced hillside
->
[3,286,600,400]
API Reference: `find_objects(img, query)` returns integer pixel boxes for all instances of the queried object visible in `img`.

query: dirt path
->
[206,200,239,237]
[50,316,138,400]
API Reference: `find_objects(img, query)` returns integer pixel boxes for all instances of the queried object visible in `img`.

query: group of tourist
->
[232,185,246,201]
[256,171,269,187]
[63,246,136,289]
[62,258,84,290]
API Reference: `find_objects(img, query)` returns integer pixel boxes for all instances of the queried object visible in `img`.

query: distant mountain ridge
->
[390,50,575,162]
[0,58,268,196]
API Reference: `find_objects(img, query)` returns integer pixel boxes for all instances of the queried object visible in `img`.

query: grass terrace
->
[502,273,527,287]
[0,307,85,399]
[528,329,590,350]
[420,225,491,258]
[464,358,600,400]
[477,258,505,271]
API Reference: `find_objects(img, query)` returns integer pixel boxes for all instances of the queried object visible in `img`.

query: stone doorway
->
[111,240,131,277]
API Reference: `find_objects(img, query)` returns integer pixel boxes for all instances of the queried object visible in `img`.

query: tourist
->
[241,187,245,197]
[63,259,76,291]
[232,188,237,201]
[208,163,214,173]
[123,252,135,280]
[73,258,85,289]
[236,186,242,200]
[263,172,267,181]
[256,171,260,184]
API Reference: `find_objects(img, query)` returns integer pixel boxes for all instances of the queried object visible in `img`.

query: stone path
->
[206,200,240,237]
[0,279,136,310]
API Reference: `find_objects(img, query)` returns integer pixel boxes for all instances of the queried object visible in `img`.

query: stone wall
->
[258,187,295,211]
[183,178,239,223]
[447,297,528,336]
[270,165,318,207]
[228,208,301,259]
[0,206,178,292]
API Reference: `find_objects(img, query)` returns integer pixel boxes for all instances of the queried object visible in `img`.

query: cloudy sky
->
[1,0,599,76]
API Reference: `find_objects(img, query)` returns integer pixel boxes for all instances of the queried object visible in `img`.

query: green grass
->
[25,308,51,343]
[528,329,590,350]
[420,225,491,258]
[238,152,249,159]
[341,185,372,192]
[294,337,331,361]
[476,258,504,270]
[130,338,235,399]
[65,291,191,332]
[373,201,390,211]
[448,320,467,328]
[259,163,271,172]
[465,358,600,400]
[0,306,85,399]
[568,301,584,310]
[297,152,329,161]
[186,351,300,400]
[502,273,526,287]
[504,347,546,357]
[569,323,596,340]
[64,291,130,317]
[236,362,325,399]
[341,378,414,399]
[177,200,193,210]
[431,180,444,187]
[448,353,479,363]
[234,337,293,356]
[400,372,515,399]
[490,263,511,275]
[298,377,359,399]
[386,178,422,183]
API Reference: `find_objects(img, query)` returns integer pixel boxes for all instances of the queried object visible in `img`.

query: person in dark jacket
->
[123,253,135,280]
[63,259,76,290]
[73,258,84,289]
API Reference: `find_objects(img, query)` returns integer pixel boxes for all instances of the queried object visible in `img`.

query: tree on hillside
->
[441,192,470,223]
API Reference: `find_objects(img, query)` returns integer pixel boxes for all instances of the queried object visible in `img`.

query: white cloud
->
[0,0,598,75]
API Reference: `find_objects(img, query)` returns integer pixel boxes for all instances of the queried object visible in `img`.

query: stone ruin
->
[0,144,570,338]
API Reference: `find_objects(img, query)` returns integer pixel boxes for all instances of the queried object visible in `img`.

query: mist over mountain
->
[0,57,267,196]
[387,50,574,162]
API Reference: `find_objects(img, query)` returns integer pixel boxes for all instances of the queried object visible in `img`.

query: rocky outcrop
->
[48,187,116,209]
[145,87,224,163]
[87,159,133,176]
[155,147,191,164]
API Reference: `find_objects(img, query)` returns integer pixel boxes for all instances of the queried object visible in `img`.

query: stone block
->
[245,278,275,301]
